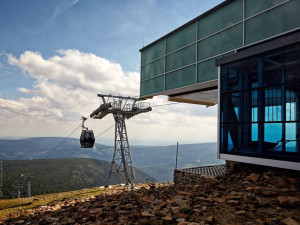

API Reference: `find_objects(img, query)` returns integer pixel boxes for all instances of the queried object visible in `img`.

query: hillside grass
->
[0,186,106,220]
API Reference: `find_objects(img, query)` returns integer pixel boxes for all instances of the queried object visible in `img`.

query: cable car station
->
[139,0,300,171]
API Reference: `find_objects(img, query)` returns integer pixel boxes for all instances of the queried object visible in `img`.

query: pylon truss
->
[90,94,151,189]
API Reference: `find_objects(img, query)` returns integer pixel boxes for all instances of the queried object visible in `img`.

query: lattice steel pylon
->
[90,94,151,189]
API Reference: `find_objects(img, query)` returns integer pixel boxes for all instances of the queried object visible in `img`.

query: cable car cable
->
[54,101,180,150]
[95,124,115,139]
[151,102,179,107]
[182,143,217,152]
[48,122,83,157]
[93,102,180,139]
[53,116,90,151]
[46,100,180,152]
[54,123,82,150]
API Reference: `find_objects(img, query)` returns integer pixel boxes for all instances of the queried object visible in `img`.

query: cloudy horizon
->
[0,0,223,146]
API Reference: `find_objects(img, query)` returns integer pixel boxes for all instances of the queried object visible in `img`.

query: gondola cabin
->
[80,130,95,148]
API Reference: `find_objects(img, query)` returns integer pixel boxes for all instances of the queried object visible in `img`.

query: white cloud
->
[52,0,80,21]
[1,50,217,144]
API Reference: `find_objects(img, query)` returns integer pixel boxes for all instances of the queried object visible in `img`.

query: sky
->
[0,0,224,146]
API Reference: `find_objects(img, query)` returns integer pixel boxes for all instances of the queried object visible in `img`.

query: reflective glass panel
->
[166,44,196,72]
[140,76,164,96]
[198,0,242,39]
[265,87,282,122]
[141,58,164,81]
[166,65,195,90]
[220,44,300,160]
[167,23,196,53]
[198,23,243,61]
[142,40,165,65]
[286,122,297,152]
[245,0,287,18]
[264,123,282,151]
[197,59,218,83]
[245,1,300,45]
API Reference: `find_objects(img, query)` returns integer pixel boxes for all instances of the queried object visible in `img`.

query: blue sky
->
[0,0,222,144]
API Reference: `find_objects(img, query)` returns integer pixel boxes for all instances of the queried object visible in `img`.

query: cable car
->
[80,116,95,148]
[80,130,95,148]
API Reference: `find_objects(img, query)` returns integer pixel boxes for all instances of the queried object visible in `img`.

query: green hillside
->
[2,158,155,199]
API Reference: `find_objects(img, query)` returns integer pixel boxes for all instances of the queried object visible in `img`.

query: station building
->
[139,0,300,170]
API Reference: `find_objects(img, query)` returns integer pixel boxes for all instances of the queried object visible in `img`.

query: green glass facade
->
[140,0,300,97]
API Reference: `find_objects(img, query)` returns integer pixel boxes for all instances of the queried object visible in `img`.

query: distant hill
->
[0,137,112,161]
[0,137,225,182]
[2,158,155,199]
[131,143,225,181]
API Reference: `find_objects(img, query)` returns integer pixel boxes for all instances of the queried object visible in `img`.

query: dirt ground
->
[2,164,300,225]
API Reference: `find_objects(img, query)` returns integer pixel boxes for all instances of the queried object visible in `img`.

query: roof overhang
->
[168,89,217,106]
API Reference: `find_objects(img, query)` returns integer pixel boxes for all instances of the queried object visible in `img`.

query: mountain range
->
[0,137,224,181]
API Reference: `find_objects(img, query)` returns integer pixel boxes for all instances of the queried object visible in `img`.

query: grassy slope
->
[0,187,106,220]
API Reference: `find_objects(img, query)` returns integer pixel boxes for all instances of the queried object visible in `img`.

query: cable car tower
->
[89,94,151,189]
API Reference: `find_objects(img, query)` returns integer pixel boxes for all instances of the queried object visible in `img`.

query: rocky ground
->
[2,163,300,225]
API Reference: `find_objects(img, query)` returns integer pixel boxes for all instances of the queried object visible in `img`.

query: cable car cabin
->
[80,130,95,148]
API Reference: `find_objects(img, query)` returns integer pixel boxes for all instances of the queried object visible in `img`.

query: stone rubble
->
[2,163,300,225]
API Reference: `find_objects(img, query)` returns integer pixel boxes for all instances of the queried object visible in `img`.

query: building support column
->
[257,57,265,156]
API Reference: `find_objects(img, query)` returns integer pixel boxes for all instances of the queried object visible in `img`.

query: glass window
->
[165,65,195,90]
[198,23,243,61]
[224,57,258,92]
[140,76,164,96]
[222,123,259,154]
[227,69,239,92]
[220,44,300,160]
[245,1,300,45]
[252,124,258,141]
[286,86,298,121]
[224,92,240,122]
[284,45,300,84]
[227,125,234,152]
[245,0,287,18]
[141,40,165,65]
[286,122,297,152]
[263,45,300,86]
[252,90,258,122]
[220,124,228,153]
[167,23,196,54]
[264,123,282,150]
[265,87,282,122]
[166,44,196,72]
[198,0,243,39]
[141,58,164,81]
[222,90,256,124]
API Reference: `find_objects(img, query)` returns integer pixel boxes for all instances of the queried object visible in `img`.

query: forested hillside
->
[2,158,155,199]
